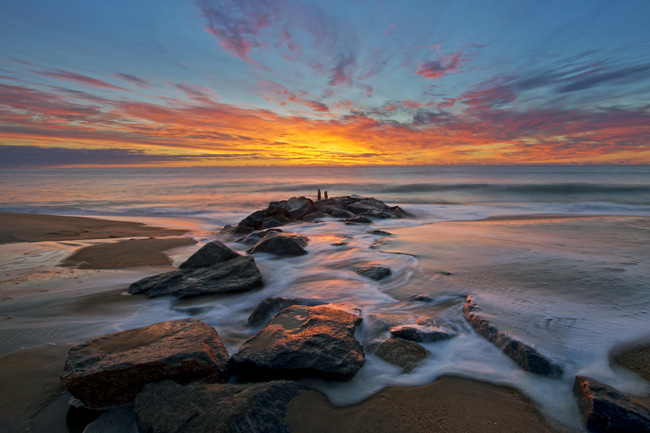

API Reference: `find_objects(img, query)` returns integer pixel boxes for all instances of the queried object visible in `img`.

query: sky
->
[0,0,649,168]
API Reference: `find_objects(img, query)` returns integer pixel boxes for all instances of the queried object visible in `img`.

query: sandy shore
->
[0,212,189,244]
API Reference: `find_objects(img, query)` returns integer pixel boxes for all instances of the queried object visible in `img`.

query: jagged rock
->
[247,297,326,327]
[129,256,263,298]
[238,210,269,230]
[135,380,301,433]
[368,230,392,236]
[320,205,355,218]
[179,241,240,269]
[463,296,563,377]
[60,319,230,408]
[236,229,284,245]
[345,216,373,224]
[355,264,392,281]
[218,225,254,237]
[285,197,315,220]
[390,324,456,343]
[376,338,427,373]
[260,216,285,230]
[82,406,138,433]
[247,232,309,256]
[231,304,365,381]
[573,376,650,432]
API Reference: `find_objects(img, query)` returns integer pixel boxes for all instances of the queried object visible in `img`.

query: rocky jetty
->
[247,297,325,327]
[231,304,365,381]
[573,376,650,432]
[227,195,412,232]
[355,264,392,281]
[179,240,240,269]
[463,296,563,377]
[135,380,301,433]
[246,231,309,256]
[60,319,230,408]
[129,255,263,298]
[135,379,302,433]
[376,338,427,373]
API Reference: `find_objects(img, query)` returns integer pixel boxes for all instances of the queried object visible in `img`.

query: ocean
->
[1,165,650,431]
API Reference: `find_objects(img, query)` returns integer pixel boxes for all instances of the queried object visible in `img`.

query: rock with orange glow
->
[231,304,365,381]
[573,376,650,432]
[134,379,302,433]
[179,240,240,269]
[247,297,326,327]
[60,318,230,408]
[247,231,309,256]
[463,296,563,377]
[129,255,263,298]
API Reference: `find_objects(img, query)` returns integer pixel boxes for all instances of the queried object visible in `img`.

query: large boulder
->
[463,296,563,377]
[355,264,392,281]
[129,256,263,298]
[246,232,309,256]
[179,240,240,269]
[573,376,650,432]
[376,338,427,373]
[231,304,365,381]
[247,297,326,327]
[135,380,301,433]
[60,319,230,408]
[285,197,314,220]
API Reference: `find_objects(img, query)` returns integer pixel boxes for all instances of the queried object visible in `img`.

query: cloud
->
[113,73,151,89]
[416,51,466,79]
[260,80,329,113]
[34,69,128,91]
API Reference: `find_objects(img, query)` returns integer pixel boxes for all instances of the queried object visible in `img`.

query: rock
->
[260,216,285,230]
[247,232,309,256]
[355,264,392,281]
[302,210,327,222]
[238,210,269,230]
[135,379,301,433]
[344,216,373,224]
[231,304,365,381]
[236,229,284,245]
[218,225,254,237]
[60,319,230,408]
[402,294,434,303]
[179,241,240,269]
[129,256,263,298]
[285,197,314,220]
[369,238,388,249]
[390,324,456,343]
[82,407,138,433]
[247,297,326,327]
[463,296,563,377]
[368,230,392,236]
[376,338,427,373]
[321,205,355,218]
[573,376,650,432]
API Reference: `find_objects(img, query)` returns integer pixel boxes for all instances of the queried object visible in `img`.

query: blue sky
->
[1,0,649,166]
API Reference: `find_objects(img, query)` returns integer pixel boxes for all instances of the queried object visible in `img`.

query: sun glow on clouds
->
[0,0,649,167]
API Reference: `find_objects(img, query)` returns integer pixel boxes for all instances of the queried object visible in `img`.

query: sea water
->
[1,165,650,430]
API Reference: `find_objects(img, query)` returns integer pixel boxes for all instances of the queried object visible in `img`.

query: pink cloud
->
[416,51,466,79]
[35,69,128,91]
[114,73,151,89]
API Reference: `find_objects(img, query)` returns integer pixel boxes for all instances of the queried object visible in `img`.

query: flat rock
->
[376,338,427,373]
[367,229,392,236]
[390,324,456,343]
[231,304,365,381]
[344,216,372,224]
[179,240,240,269]
[247,297,326,327]
[355,264,392,281]
[463,296,563,377]
[573,376,650,432]
[60,319,230,408]
[135,379,301,433]
[247,231,309,256]
[129,255,263,298]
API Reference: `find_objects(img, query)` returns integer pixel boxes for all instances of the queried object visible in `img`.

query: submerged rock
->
[129,255,263,298]
[82,407,138,433]
[573,376,650,432]
[231,304,365,381]
[376,338,427,373]
[247,231,309,256]
[236,229,284,246]
[367,229,392,236]
[344,216,372,224]
[179,240,240,269]
[135,379,301,433]
[390,324,456,343]
[463,296,563,377]
[60,319,230,408]
[247,297,326,327]
[355,264,392,281]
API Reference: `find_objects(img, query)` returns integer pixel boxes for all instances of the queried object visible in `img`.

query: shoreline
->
[1,211,649,432]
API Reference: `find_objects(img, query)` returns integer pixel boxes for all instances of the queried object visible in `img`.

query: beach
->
[1,208,649,432]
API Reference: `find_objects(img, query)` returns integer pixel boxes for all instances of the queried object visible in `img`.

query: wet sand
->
[1,213,649,432]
